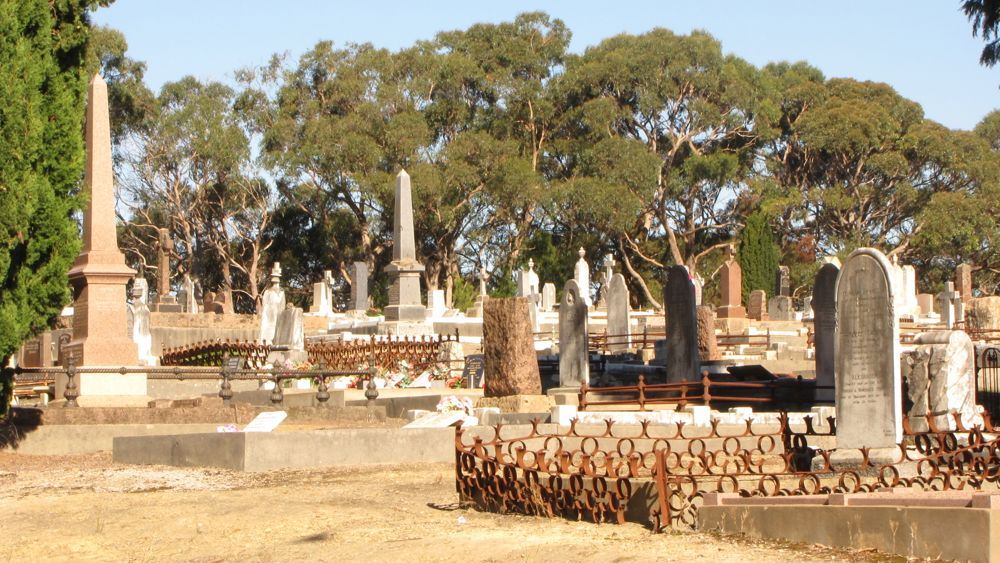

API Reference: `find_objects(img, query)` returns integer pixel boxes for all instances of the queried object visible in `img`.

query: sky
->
[92,1,998,131]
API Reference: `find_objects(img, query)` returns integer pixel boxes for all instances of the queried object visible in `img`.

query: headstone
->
[273,306,304,351]
[901,265,918,317]
[428,289,447,318]
[558,279,590,387]
[917,293,934,316]
[692,274,704,306]
[63,73,138,367]
[467,265,489,318]
[350,262,369,312]
[243,411,288,432]
[462,354,486,389]
[573,248,592,307]
[181,274,197,313]
[384,170,427,321]
[203,291,217,315]
[216,289,234,314]
[606,273,631,353]
[664,265,699,383]
[812,262,839,402]
[748,290,767,321]
[802,296,813,319]
[128,278,152,363]
[696,305,719,361]
[775,265,790,297]
[767,296,794,321]
[956,263,973,305]
[717,245,745,318]
[541,283,556,312]
[259,263,286,343]
[835,248,901,449]
[904,331,980,432]
[310,270,333,315]
[597,254,614,309]
[482,297,541,396]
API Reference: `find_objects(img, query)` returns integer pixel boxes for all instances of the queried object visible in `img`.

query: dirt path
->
[0,453,893,562]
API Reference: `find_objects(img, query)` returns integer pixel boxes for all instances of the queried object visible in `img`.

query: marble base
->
[55,369,148,404]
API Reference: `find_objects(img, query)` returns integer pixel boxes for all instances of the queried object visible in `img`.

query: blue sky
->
[93,1,998,130]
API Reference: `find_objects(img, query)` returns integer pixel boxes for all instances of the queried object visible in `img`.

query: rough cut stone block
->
[482,298,541,397]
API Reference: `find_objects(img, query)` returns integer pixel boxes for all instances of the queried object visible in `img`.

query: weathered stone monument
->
[748,290,767,321]
[717,245,746,319]
[767,295,794,321]
[937,282,961,329]
[259,263,286,343]
[467,265,489,318]
[664,265,699,382]
[606,273,631,353]
[541,282,556,312]
[917,293,934,317]
[127,278,153,365]
[384,170,426,322]
[835,248,902,449]
[309,270,333,315]
[903,331,980,432]
[273,305,305,351]
[428,289,447,318]
[63,73,139,369]
[776,265,791,297]
[350,262,369,313]
[482,298,541,396]
[812,262,839,402]
[181,274,197,313]
[696,306,719,361]
[558,279,589,387]
[956,263,973,305]
[151,227,181,312]
[574,248,592,307]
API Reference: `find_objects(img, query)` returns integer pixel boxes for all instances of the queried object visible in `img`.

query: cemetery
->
[3,4,1000,562]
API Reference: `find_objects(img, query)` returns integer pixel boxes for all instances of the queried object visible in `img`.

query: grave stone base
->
[377,320,435,337]
[546,387,581,406]
[475,394,553,413]
[54,369,149,407]
[714,317,748,333]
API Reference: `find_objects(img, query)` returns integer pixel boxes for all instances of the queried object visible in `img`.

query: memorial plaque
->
[224,355,245,372]
[835,248,902,449]
[242,411,287,433]
[462,354,485,389]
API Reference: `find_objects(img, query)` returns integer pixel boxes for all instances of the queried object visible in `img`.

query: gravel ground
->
[0,452,903,562]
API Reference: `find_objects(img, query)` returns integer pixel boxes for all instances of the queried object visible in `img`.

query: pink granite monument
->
[717,245,746,318]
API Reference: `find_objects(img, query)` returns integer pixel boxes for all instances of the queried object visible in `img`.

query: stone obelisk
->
[64,74,139,367]
[383,170,426,321]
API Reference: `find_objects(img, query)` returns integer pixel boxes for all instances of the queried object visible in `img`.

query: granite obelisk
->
[384,170,426,321]
[64,74,138,367]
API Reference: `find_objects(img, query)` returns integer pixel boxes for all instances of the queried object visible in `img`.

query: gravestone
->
[310,270,333,315]
[559,279,590,387]
[216,289,234,314]
[956,263,973,304]
[128,278,152,363]
[776,265,791,297]
[717,245,746,318]
[467,265,489,318]
[259,263,286,343]
[692,274,704,306]
[917,293,934,316]
[748,290,767,321]
[812,262,839,402]
[181,274,197,313]
[606,273,631,353]
[573,248,592,306]
[541,283,556,312]
[152,227,182,312]
[767,295,794,321]
[350,262,369,312]
[835,248,902,449]
[428,289,447,318]
[937,282,960,329]
[903,331,980,432]
[384,170,426,321]
[664,265,699,383]
[273,306,304,351]
[901,265,919,318]
[482,298,541,397]
[462,354,486,389]
[696,306,719,361]
[203,291,217,315]
[802,296,813,319]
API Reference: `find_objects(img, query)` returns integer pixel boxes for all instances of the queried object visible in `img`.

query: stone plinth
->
[904,331,980,432]
[482,298,541,397]
[717,251,746,318]
[384,170,426,321]
[55,369,149,407]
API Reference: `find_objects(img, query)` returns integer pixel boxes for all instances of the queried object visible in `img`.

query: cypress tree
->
[738,211,781,304]
[0,1,105,412]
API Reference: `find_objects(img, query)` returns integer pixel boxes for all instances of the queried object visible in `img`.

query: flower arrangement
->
[436,395,475,416]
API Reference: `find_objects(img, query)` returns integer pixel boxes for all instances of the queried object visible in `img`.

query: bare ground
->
[0,453,906,562]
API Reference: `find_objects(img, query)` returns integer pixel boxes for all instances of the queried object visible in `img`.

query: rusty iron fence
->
[578,373,831,411]
[306,333,458,372]
[161,340,271,369]
[977,346,1000,419]
[455,412,1000,531]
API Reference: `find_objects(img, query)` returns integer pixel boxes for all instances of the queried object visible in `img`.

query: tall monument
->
[384,170,426,321]
[63,74,138,367]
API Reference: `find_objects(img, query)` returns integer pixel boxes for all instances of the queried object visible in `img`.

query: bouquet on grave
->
[436,395,475,416]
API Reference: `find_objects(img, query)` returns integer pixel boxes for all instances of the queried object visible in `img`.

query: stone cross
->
[606,273,631,352]
[937,282,960,329]
[384,170,426,321]
[63,73,138,367]
[835,248,902,449]
[558,279,589,387]
[812,262,839,402]
[574,248,592,306]
[664,265,699,383]
[478,265,489,297]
